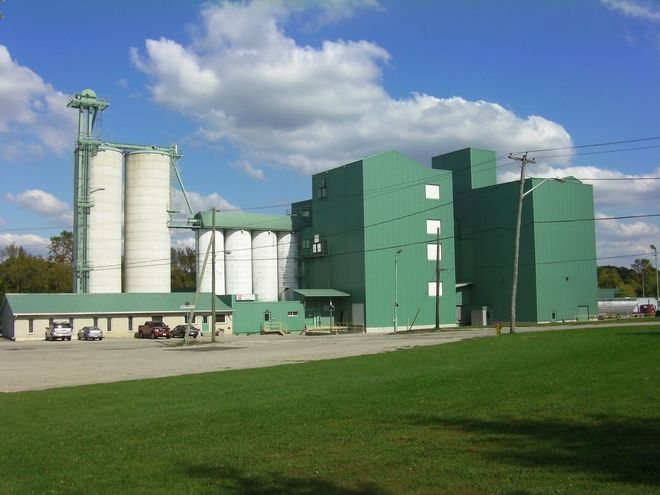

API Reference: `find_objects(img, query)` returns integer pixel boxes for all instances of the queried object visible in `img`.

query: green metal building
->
[434,148,598,323]
[293,151,457,332]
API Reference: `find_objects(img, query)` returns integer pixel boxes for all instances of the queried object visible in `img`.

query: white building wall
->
[89,147,123,293]
[124,151,171,293]
[277,232,299,300]
[225,229,252,295]
[252,230,278,302]
[197,229,226,294]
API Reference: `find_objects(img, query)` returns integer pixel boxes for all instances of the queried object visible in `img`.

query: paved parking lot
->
[1,322,655,393]
[0,330,493,393]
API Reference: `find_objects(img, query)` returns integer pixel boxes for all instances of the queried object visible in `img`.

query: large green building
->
[292,151,457,331]
[1,147,598,340]
[290,147,597,330]
[435,148,598,324]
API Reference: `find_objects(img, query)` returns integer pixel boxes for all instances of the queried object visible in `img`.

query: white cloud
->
[172,235,196,250]
[116,78,128,88]
[0,233,50,256]
[131,1,573,175]
[0,45,77,161]
[602,0,660,22]
[595,213,660,264]
[230,160,266,180]
[6,189,72,225]
[499,164,660,210]
[171,189,239,216]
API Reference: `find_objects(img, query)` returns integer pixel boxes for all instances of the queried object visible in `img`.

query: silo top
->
[80,89,97,99]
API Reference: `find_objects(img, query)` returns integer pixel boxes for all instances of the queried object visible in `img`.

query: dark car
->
[171,325,200,339]
[137,321,171,339]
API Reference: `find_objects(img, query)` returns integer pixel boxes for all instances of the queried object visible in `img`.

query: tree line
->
[597,259,658,298]
[0,231,197,300]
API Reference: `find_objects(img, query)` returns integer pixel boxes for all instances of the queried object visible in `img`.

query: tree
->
[48,230,73,264]
[171,246,196,290]
[597,266,622,289]
[631,259,653,297]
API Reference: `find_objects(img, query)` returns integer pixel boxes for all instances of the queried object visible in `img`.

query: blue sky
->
[0,0,658,267]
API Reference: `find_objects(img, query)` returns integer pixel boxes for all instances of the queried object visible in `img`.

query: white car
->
[77,326,104,341]
[46,321,73,341]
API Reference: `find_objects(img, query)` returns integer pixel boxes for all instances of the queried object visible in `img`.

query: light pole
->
[394,248,402,333]
[509,152,564,334]
[651,244,658,305]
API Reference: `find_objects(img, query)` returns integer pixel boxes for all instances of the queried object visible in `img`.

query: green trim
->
[2,293,232,316]
[293,289,350,298]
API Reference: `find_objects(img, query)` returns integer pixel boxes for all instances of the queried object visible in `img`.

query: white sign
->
[180,304,195,310]
[236,294,256,301]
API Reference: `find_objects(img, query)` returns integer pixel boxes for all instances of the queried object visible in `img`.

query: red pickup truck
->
[137,321,171,339]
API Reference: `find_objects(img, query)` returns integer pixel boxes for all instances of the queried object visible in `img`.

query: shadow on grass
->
[185,465,391,495]
[410,414,660,486]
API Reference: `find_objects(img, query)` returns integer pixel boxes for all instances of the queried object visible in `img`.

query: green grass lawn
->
[1,326,659,495]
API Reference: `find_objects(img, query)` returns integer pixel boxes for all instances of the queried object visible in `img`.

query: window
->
[427,243,442,261]
[93,317,98,326]
[426,220,441,235]
[128,316,133,331]
[425,184,440,200]
[217,315,226,323]
[107,317,112,332]
[203,315,208,324]
[318,178,328,199]
[287,311,299,317]
[28,319,34,334]
[428,282,443,297]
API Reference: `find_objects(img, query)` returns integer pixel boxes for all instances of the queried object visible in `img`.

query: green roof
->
[196,211,293,231]
[293,289,350,298]
[2,293,232,316]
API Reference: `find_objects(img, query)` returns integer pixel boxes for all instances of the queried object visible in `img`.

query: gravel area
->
[1,322,656,393]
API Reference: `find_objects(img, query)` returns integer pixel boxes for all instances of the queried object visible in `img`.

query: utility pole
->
[211,207,217,344]
[651,244,658,305]
[508,152,536,334]
[394,249,402,333]
[435,227,441,330]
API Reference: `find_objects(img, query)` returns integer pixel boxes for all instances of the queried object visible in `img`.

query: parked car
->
[77,326,103,341]
[137,321,171,339]
[45,321,73,341]
[171,325,200,339]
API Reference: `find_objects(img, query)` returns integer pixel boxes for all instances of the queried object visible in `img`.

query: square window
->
[425,184,440,200]
[428,281,443,297]
[427,244,442,261]
[426,220,441,235]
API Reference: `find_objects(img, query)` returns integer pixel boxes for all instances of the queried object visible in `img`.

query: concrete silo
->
[225,229,252,296]
[88,146,123,293]
[252,230,278,302]
[197,229,226,294]
[124,150,171,293]
[277,232,299,300]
